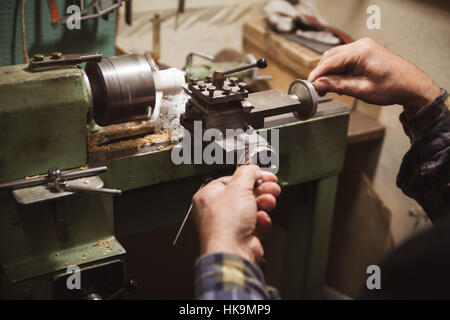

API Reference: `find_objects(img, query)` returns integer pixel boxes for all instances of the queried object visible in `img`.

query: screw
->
[198,83,206,91]
[33,54,45,61]
[222,86,231,95]
[51,51,63,59]
[228,77,238,86]
[238,82,248,92]
[207,86,216,97]
[205,75,212,83]
[190,77,198,85]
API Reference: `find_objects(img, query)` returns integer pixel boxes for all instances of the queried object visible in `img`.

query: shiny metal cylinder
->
[288,79,318,120]
[85,54,156,126]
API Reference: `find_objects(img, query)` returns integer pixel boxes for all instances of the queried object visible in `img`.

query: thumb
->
[230,165,261,190]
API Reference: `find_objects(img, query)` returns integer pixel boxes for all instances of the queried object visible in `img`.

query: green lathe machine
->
[0,50,349,299]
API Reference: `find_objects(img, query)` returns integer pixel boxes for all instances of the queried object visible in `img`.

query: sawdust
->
[88,123,172,153]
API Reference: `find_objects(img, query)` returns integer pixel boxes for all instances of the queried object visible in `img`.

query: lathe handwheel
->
[288,79,319,120]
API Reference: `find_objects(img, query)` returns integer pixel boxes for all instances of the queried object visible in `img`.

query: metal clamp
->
[47,167,121,196]
[28,53,103,72]
[0,166,121,205]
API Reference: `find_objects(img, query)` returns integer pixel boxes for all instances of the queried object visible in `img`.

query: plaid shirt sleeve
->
[194,252,279,300]
[397,89,450,221]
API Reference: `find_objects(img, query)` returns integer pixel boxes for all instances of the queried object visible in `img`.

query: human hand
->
[192,165,281,264]
[308,37,441,118]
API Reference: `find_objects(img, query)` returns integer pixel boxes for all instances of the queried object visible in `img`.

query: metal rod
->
[0,166,107,190]
[61,166,107,180]
[172,202,193,246]
[221,58,267,76]
[64,184,122,196]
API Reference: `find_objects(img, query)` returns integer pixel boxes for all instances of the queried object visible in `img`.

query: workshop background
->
[116,0,450,243]
[115,0,450,298]
[1,0,449,299]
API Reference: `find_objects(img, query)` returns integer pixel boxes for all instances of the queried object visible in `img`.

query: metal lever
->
[0,166,108,190]
[46,168,121,196]
[212,58,267,89]
[221,58,267,76]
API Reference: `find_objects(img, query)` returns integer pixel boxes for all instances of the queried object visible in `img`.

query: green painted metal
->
[107,108,349,299]
[0,189,125,299]
[0,64,90,182]
[0,0,116,66]
[282,176,339,299]
[0,1,121,299]
[304,175,338,299]
[106,111,348,192]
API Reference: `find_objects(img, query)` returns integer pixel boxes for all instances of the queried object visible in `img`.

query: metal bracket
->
[28,53,102,72]
[0,166,121,205]
[12,176,105,205]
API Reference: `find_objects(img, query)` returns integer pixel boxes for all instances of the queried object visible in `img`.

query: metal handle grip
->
[64,183,122,196]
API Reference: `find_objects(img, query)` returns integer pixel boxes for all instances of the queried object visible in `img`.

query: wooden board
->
[243,19,356,109]
[243,19,321,79]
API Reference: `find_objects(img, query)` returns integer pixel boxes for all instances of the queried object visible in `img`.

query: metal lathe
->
[0,51,348,299]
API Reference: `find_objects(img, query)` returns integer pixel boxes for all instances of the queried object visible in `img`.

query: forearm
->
[195,252,275,300]
[397,89,450,221]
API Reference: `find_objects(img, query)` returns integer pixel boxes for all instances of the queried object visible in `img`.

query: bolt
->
[198,83,206,91]
[207,86,216,97]
[238,82,248,92]
[229,77,238,86]
[51,51,63,59]
[190,77,198,85]
[222,86,231,95]
[33,54,45,61]
[205,75,212,83]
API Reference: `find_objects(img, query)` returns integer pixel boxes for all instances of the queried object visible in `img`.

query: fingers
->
[256,193,277,212]
[308,51,356,83]
[260,171,278,183]
[313,75,372,97]
[230,165,262,189]
[209,170,277,187]
[255,181,281,198]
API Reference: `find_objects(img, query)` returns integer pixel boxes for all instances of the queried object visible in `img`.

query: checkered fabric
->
[195,253,279,300]
[397,89,450,221]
